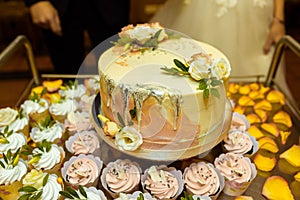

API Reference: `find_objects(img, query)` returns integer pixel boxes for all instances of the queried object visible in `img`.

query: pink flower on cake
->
[115,126,143,151]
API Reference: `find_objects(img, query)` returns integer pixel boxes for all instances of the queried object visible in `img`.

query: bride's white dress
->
[151,0,295,103]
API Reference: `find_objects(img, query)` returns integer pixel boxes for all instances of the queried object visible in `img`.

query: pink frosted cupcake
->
[214,153,257,196]
[79,94,96,112]
[141,165,184,200]
[223,130,258,156]
[101,159,142,198]
[230,112,250,132]
[61,154,103,189]
[64,111,94,135]
[65,130,100,156]
[183,162,224,199]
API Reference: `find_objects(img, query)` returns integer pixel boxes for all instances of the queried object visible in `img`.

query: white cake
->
[97,23,232,160]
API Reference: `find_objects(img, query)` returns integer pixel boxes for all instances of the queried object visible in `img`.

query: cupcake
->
[141,165,184,200]
[65,130,100,156]
[230,112,250,132]
[49,98,79,123]
[0,127,26,154]
[181,192,212,200]
[64,111,94,134]
[79,94,96,112]
[21,97,50,127]
[214,153,257,196]
[30,115,65,145]
[0,107,18,129]
[223,130,258,156]
[84,75,100,95]
[27,141,65,175]
[19,169,63,200]
[8,109,30,137]
[59,81,87,101]
[101,159,142,198]
[61,154,103,189]
[0,149,27,199]
[116,191,156,200]
[60,186,107,200]
[183,162,224,199]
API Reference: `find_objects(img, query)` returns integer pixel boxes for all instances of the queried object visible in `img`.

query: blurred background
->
[0,0,300,107]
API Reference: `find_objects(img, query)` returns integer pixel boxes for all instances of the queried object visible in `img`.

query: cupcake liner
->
[29,109,50,128]
[141,165,184,200]
[65,130,101,156]
[183,162,224,200]
[101,159,142,198]
[61,154,103,189]
[84,186,107,199]
[51,113,67,124]
[192,194,212,200]
[0,180,23,199]
[222,156,257,196]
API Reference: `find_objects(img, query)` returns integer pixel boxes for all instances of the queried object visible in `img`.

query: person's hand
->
[29,1,62,36]
[263,18,286,54]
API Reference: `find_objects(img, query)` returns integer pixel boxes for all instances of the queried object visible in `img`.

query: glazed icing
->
[105,159,141,194]
[183,162,220,196]
[30,122,64,143]
[0,158,27,185]
[223,130,253,154]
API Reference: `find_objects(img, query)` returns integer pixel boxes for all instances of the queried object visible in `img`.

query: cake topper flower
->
[161,53,231,99]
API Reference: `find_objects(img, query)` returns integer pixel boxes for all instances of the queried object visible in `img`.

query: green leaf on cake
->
[173,59,188,72]
[211,88,220,98]
[137,193,145,200]
[203,88,210,99]
[18,186,37,193]
[117,112,126,127]
[198,79,207,90]
[0,161,5,168]
[18,194,32,200]
[42,173,49,187]
[79,185,87,198]
[59,191,74,199]
[211,77,222,86]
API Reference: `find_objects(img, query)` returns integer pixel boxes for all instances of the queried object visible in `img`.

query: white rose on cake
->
[115,126,142,151]
[188,58,211,80]
[211,58,231,79]
[0,107,18,128]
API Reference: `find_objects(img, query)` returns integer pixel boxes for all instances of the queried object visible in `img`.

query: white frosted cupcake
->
[183,162,224,200]
[19,169,64,200]
[28,141,65,175]
[30,115,65,145]
[65,130,100,156]
[0,149,27,199]
[141,165,184,200]
[60,186,107,200]
[61,154,103,189]
[0,127,26,154]
[214,153,257,196]
[21,98,50,127]
[59,82,87,101]
[8,110,30,138]
[116,191,157,200]
[49,98,79,123]
[101,159,142,198]
[64,111,94,135]
[223,130,258,156]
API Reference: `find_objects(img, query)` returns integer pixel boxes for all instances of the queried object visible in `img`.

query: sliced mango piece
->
[262,176,294,200]
[31,86,45,95]
[228,83,240,94]
[248,125,265,139]
[249,90,265,100]
[249,83,260,91]
[254,99,273,111]
[246,113,262,124]
[294,172,300,182]
[261,123,280,137]
[255,109,268,122]
[235,196,254,200]
[267,90,285,105]
[238,85,251,95]
[280,145,300,167]
[258,84,270,94]
[280,130,292,145]
[278,158,300,175]
[258,137,279,153]
[43,79,63,92]
[254,153,276,172]
[238,96,255,106]
[273,110,293,128]
[44,93,61,103]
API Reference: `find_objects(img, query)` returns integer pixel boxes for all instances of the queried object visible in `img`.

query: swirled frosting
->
[30,122,64,143]
[0,158,27,185]
[66,157,100,186]
[116,191,156,200]
[80,94,96,112]
[65,187,107,200]
[21,98,49,115]
[68,131,100,155]
[214,153,252,183]
[31,144,64,170]
[143,166,179,199]
[105,159,141,194]
[0,107,18,128]
[0,132,26,153]
[230,112,250,132]
[9,114,29,133]
[49,99,78,116]
[183,162,220,196]
[59,84,86,99]
[65,111,94,132]
[223,130,253,154]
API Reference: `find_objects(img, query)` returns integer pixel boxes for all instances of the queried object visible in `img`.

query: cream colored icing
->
[9,114,29,133]
[66,187,107,200]
[144,167,179,199]
[80,94,96,112]
[183,162,220,196]
[105,159,141,194]
[30,122,64,143]
[66,157,100,186]
[65,111,94,132]
[0,158,27,185]
[59,84,86,99]
[0,132,26,153]
[31,144,64,170]
[223,130,253,154]
[69,131,100,155]
[230,112,250,132]
[49,99,78,116]
[214,153,252,183]
[21,98,49,115]
[0,107,18,128]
